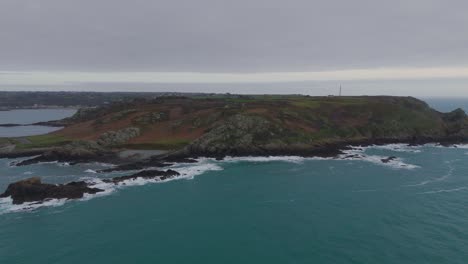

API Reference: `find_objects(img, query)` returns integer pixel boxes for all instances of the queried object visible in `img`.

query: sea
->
[0,98,468,263]
[0,109,77,137]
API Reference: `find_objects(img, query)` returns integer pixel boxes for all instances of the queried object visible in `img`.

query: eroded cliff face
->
[184,114,279,155]
[179,98,468,157]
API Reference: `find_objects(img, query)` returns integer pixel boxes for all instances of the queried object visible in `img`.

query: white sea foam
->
[23,171,34,175]
[418,187,468,194]
[0,143,428,214]
[405,167,453,187]
[365,144,422,153]
[0,158,228,214]
[90,162,115,167]
[172,161,223,180]
[428,143,468,149]
[0,196,67,214]
[222,156,309,164]
[339,147,420,170]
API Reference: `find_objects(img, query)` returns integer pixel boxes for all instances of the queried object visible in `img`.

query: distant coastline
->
[0,106,80,112]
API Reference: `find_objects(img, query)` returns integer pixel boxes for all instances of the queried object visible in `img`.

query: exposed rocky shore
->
[2,96,468,206]
[0,177,103,205]
[1,137,464,205]
[0,169,182,204]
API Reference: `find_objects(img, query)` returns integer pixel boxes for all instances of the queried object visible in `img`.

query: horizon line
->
[2,66,468,86]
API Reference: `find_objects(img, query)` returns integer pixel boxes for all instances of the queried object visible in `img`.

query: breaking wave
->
[0,159,224,214]
[339,147,420,170]
[0,143,432,214]
[405,167,454,187]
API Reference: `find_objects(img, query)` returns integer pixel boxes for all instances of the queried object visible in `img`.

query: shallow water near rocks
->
[1,144,468,263]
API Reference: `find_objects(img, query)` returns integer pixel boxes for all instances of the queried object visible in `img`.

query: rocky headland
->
[1,95,468,204]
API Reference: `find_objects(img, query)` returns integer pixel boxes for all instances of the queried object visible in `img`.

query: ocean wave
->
[0,143,429,214]
[340,147,420,170]
[170,160,223,180]
[0,159,225,214]
[405,167,454,187]
[365,144,422,153]
[418,186,468,194]
[0,196,67,214]
[427,143,468,149]
[452,144,468,149]
[90,162,115,167]
[221,156,311,164]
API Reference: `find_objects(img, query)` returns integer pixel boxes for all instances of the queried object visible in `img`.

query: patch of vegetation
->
[0,138,12,145]
[15,134,71,149]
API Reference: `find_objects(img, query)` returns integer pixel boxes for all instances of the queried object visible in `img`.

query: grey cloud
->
[1,0,467,72]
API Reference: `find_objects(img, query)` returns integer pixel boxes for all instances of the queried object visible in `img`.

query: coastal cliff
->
[2,95,468,204]
[2,96,468,161]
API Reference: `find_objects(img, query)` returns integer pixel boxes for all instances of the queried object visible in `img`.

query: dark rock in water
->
[343,154,360,159]
[105,169,180,183]
[381,156,397,163]
[97,161,172,173]
[0,177,103,205]
[97,154,195,173]
[0,168,181,205]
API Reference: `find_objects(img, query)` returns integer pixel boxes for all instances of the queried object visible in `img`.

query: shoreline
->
[0,107,80,112]
[1,139,466,208]
[0,107,78,128]
[2,135,467,164]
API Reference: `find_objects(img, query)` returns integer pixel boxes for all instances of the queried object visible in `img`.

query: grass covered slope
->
[48,95,467,157]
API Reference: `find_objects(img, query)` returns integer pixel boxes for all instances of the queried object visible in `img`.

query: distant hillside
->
[0,91,206,109]
[45,95,468,157]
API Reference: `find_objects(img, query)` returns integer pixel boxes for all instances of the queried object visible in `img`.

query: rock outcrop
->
[0,177,104,205]
[184,114,279,156]
[381,156,397,163]
[105,169,180,183]
[1,169,181,204]
[15,140,113,166]
[97,127,140,146]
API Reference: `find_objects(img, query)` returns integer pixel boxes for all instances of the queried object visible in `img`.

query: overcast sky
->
[1,0,467,96]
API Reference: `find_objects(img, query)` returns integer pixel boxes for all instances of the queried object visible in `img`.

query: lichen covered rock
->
[97,127,140,146]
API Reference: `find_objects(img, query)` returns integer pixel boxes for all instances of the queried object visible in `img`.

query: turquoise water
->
[1,145,468,263]
[1,100,468,263]
[0,109,76,137]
